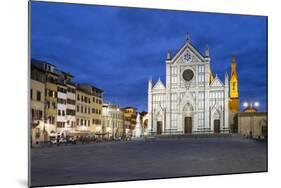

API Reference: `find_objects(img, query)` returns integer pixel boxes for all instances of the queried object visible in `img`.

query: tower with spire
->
[228,56,240,112]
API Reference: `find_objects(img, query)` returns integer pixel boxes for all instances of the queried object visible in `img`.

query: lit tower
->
[228,56,240,112]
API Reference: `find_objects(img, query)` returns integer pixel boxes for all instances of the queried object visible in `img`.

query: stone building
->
[56,77,68,136]
[101,103,124,139]
[147,35,230,135]
[237,112,267,139]
[30,64,46,145]
[31,59,58,136]
[55,70,76,136]
[76,84,93,135]
[91,86,103,133]
[122,107,137,137]
[76,84,103,135]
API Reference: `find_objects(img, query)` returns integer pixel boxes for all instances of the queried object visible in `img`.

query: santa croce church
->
[147,34,239,135]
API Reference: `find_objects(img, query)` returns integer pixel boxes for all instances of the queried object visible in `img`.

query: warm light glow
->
[106,127,111,133]
[96,126,101,132]
[254,102,260,107]
[243,102,248,107]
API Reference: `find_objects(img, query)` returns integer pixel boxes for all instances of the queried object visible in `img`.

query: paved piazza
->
[31,137,267,187]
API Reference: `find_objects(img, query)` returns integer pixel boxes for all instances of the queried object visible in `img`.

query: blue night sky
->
[30,1,267,112]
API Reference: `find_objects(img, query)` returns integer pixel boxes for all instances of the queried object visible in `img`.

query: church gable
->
[171,42,205,64]
[152,79,166,90]
[210,75,224,87]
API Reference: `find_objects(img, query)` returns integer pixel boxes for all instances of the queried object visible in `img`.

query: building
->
[228,56,240,112]
[76,84,92,134]
[56,76,67,136]
[91,86,103,133]
[30,64,46,145]
[76,84,103,135]
[122,107,137,137]
[64,73,76,134]
[55,70,76,136]
[147,35,230,135]
[237,112,267,139]
[101,103,124,139]
[32,59,58,136]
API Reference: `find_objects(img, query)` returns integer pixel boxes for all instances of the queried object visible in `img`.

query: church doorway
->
[157,121,162,135]
[214,119,220,133]
[184,117,192,134]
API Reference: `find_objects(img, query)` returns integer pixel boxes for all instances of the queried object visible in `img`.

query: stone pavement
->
[30,137,267,187]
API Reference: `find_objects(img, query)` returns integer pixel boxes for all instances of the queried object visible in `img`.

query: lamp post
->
[243,101,260,112]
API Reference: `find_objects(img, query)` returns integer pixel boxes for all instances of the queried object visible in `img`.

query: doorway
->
[214,119,220,133]
[184,117,192,134]
[157,121,162,135]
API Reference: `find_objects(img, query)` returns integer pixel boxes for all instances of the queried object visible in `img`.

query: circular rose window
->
[182,69,194,82]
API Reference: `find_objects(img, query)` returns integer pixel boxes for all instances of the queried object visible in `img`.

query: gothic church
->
[147,35,239,135]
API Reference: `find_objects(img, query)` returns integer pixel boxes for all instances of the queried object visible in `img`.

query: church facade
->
[147,35,239,135]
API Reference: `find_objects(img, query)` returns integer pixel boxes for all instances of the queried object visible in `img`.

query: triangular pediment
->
[152,79,166,90]
[210,76,224,87]
[170,42,206,64]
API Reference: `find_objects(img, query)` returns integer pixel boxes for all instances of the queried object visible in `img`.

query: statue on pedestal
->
[134,113,142,138]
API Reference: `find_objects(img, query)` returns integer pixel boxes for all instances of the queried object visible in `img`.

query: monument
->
[134,113,143,138]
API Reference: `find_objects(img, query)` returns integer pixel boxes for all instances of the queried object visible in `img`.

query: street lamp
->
[243,102,249,108]
[243,101,260,112]
[254,102,259,108]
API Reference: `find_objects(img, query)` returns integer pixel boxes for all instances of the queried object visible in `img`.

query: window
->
[46,101,50,109]
[36,91,41,101]
[88,107,90,114]
[58,110,61,116]
[66,109,75,116]
[198,65,205,87]
[67,87,75,93]
[88,120,90,126]
[31,109,43,120]
[198,92,204,110]
[77,118,79,126]
[77,105,79,112]
[30,89,33,100]
[232,82,236,91]
[77,94,80,101]
[35,128,40,138]
[67,99,76,105]
[62,110,65,116]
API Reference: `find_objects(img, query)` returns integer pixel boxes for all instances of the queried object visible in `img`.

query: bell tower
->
[229,56,240,112]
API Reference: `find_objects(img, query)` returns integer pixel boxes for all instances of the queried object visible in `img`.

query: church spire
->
[186,33,190,43]
[225,72,229,85]
[205,44,210,57]
[231,55,238,78]
[166,50,171,60]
